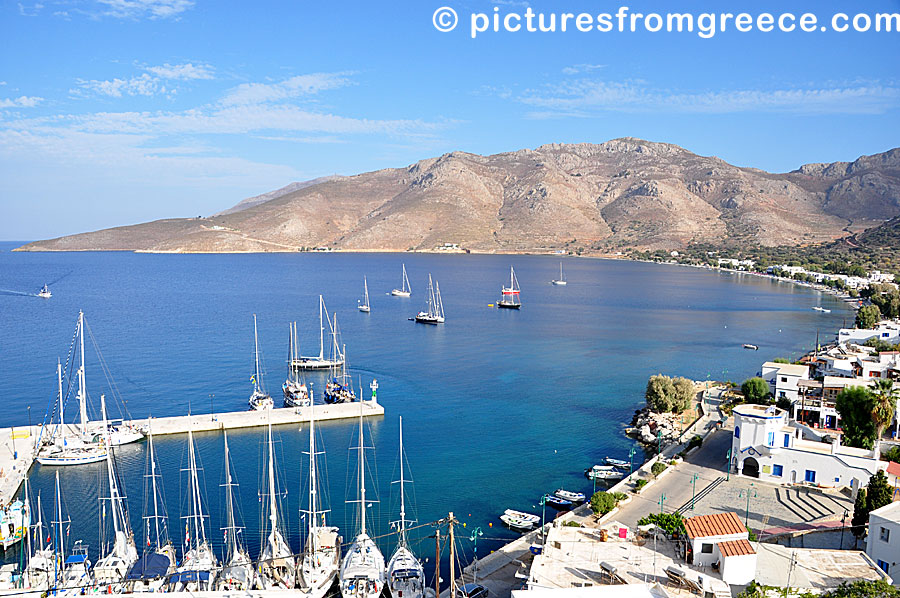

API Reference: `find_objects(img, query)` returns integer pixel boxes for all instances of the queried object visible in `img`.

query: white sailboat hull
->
[340,533,386,598]
[36,446,107,466]
[300,527,341,598]
[292,356,344,370]
[387,546,425,598]
[391,290,411,297]
[551,280,567,285]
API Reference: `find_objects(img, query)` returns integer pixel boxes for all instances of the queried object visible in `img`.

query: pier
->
[0,400,383,507]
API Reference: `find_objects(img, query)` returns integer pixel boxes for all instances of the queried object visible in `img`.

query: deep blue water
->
[0,243,851,576]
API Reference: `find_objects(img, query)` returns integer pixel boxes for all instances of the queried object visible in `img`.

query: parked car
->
[460,584,488,598]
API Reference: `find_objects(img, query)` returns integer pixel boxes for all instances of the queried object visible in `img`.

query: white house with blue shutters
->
[731,404,883,490]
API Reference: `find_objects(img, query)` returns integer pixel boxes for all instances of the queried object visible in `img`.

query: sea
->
[0,242,853,578]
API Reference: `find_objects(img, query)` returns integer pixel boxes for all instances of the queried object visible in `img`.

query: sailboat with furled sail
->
[299,383,341,598]
[93,395,139,589]
[339,398,386,598]
[391,264,412,297]
[358,277,371,313]
[257,420,296,589]
[497,266,521,309]
[295,296,345,370]
[216,431,256,591]
[284,322,311,407]
[249,314,274,411]
[53,471,93,596]
[551,262,567,285]
[23,483,54,592]
[125,422,175,593]
[386,416,425,598]
[169,429,217,592]
[414,275,444,324]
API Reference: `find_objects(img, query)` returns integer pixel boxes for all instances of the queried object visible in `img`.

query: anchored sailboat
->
[299,385,341,598]
[324,318,355,403]
[170,429,218,592]
[53,471,93,596]
[387,416,425,598]
[498,267,521,309]
[284,322,311,407]
[339,399,386,598]
[93,395,139,588]
[249,314,274,411]
[414,275,445,324]
[125,423,175,593]
[217,432,256,591]
[391,264,412,297]
[258,420,296,589]
[359,277,371,313]
[551,262,567,286]
[295,296,345,370]
[23,483,53,592]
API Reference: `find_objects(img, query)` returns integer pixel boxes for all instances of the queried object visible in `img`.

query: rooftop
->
[717,539,755,558]
[732,404,785,419]
[753,544,891,589]
[512,584,669,598]
[871,498,900,521]
[684,512,746,539]
[762,362,809,377]
[887,462,900,478]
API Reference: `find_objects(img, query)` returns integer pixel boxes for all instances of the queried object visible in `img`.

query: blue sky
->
[1,0,899,240]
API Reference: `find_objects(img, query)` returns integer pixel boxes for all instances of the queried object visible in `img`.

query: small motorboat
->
[742,344,759,351]
[585,466,625,481]
[605,458,630,468]
[504,509,539,524]
[554,489,585,503]
[812,307,831,313]
[499,514,534,531]
[37,284,51,298]
[544,495,572,510]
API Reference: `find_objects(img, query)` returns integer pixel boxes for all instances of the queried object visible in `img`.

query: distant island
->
[15,138,900,257]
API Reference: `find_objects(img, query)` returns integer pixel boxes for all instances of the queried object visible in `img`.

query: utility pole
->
[435,528,441,598]
[449,512,458,598]
[739,484,758,526]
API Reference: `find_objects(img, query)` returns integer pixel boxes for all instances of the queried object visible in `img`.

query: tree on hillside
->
[855,304,882,329]
[672,377,695,412]
[741,377,771,405]
[867,470,893,513]
[836,387,878,449]
[851,488,868,541]
[869,379,898,441]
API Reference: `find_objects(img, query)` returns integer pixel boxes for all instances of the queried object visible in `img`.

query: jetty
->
[0,399,383,508]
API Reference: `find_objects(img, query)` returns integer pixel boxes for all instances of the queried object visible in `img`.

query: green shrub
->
[634,479,648,492]
[611,492,627,502]
[637,512,686,537]
[687,435,703,450]
[881,445,900,463]
[741,377,772,405]
[564,521,581,527]
[651,461,667,478]
[589,491,622,515]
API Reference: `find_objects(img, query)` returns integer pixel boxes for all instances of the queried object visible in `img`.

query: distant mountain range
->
[16,138,900,254]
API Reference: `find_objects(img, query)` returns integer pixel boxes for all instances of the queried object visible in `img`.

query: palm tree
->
[870,378,898,441]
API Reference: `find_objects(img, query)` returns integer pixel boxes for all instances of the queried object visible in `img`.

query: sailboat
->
[299,385,341,598]
[0,486,30,549]
[93,395,139,588]
[284,322,311,407]
[339,399,386,598]
[216,432,256,591]
[125,423,175,592]
[249,314,274,411]
[38,284,52,298]
[391,264,412,297]
[498,267,522,309]
[324,320,356,404]
[551,262,567,285]
[359,277,371,313]
[414,275,445,324]
[23,485,54,592]
[169,429,218,592]
[386,417,425,598]
[295,296,345,370]
[258,421,296,589]
[52,471,93,596]
[36,358,107,466]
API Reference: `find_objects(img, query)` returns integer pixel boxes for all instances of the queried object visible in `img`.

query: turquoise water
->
[0,244,851,575]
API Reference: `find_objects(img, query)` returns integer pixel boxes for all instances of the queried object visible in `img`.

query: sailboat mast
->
[308,383,318,548]
[148,423,162,550]
[358,400,366,536]
[318,296,325,361]
[56,359,63,432]
[267,420,278,548]
[55,471,64,565]
[101,394,124,540]
[224,431,236,558]
[188,430,206,549]
[398,416,407,547]
[78,311,88,436]
[254,314,262,392]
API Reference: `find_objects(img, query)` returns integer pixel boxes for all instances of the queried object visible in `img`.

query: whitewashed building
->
[731,404,882,489]
[867,501,900,583]
[839,321,900,345]
[683,512,756,585]
[760,362,809,403]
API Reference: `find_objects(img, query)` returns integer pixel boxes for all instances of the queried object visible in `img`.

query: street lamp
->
[628,445,637,481]
[470,527,483,584]
[657,429,662,456]
[738,484,757,526]
[840,509,848,549]
[658,492,666,514]
[690,473,700,510]
[725,448,732,482]
[209,393,215,422]
[539,494,550,545]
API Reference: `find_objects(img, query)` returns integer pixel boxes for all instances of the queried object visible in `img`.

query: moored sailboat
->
[339,400,386,598]
[414,275,444,324]
[324,320,355,404]
[497,267,521,309]
[284,322,311,407]
[22,485,53,592]
[216,431,256,591]
[391,264,412,297]
[248,314,274,411]
[358,277,371,313]
[295,296,345,370]
[299,384,341,598]
[257,420,296,589]
[386,416,425,598]
[551,262,567,285]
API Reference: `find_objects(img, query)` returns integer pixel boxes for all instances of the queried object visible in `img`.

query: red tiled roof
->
[717,539,756,558]
[684,512,746,539]
[887,462,900,478]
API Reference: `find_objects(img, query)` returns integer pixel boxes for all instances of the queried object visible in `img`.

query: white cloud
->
[0,96,43,108]
[144,62,214,81]
[220,73,354,106]
[73,73,164,98]
[561,64,606,75]
[518,79,900,115]
[17,2,44,16]
[94,0,194,19]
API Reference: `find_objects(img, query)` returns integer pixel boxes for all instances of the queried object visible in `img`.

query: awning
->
[126,553,171,580]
